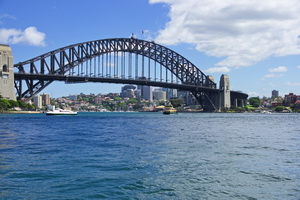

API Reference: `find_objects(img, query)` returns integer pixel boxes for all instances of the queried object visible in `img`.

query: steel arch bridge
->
[14,37,247,111]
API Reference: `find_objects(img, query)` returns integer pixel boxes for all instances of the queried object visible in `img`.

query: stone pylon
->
[219,74,230,109]
[0,44,16,100]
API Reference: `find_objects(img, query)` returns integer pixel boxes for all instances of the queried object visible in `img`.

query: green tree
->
[0,99,11,111]
[114,97,122,101]
[8,100,19,108]
[117,102,126,110]
[17,100,28,109]
[249,97,260,107]
[27,104,35,111]
[157,100,165,106]
[234,107,245,113]
[290,104,296,112]
[127,98,138,104]
[170,98,184,108]
[275,106,285,112]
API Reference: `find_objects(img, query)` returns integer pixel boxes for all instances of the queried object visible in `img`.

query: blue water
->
[0,112,299,199]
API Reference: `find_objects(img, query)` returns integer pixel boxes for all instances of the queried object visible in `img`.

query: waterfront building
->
[136,77,153,101]
[0,44,15,100]
[41,93,50,106]
[272,102,283,107]
[126,89,135,99]
[137,85,152,101]
[163,88,177,99]
[284,93,298,106]
[33,95,42,109]
[135,89,141,99]
[295,100,300,108]
[120,85,136,98]
[272,90,279,98]
[153,88,166,101]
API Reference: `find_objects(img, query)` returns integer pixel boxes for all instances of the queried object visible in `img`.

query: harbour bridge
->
[1,37,248,111]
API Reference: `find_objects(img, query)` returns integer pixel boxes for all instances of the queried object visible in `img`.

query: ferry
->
[163,105,177,115]
[45,108,77,115]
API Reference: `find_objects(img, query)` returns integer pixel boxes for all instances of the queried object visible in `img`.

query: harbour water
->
[0,112,299,199]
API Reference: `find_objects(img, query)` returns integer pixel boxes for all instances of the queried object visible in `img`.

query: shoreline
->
[0,111,42,114]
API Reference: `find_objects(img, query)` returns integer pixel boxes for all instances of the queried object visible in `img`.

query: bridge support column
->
[0,44,16,100]
[238,99,244,107]
[219,74,230,110]
[234,99,238,107]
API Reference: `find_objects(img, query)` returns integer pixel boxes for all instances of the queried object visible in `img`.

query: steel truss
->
[14,38,217,102]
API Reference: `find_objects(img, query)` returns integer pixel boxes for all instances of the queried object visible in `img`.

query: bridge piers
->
[0,44,16,100]
[195,74,248,112]
[231,98,246,108]
[219,74,231,110]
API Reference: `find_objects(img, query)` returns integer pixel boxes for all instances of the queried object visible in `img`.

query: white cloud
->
[262,73,283,80]
[150,0,300,68]
[0,14,16,24]
[269,66,288,73]
[297,66,300,69]
[0,26,46,46]
[286,81,300,86]
[204,66,230,73]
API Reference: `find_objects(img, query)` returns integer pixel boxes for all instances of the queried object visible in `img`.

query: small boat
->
[163,105,177,114]
[45,108,77,115]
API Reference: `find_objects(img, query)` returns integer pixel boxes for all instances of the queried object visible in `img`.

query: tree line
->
[0,95,35,112]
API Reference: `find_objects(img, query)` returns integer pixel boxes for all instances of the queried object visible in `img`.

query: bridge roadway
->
[14,73,219,93]
[14,72,247,109]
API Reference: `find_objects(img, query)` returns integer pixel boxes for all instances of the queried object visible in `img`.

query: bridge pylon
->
[0,44,16,100]
[219,74,231,110]
[193,74,233,112]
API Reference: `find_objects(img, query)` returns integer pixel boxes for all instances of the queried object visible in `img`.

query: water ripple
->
[0,112,299,199]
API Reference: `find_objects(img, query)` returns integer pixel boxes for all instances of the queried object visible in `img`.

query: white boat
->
[45,109,77,115]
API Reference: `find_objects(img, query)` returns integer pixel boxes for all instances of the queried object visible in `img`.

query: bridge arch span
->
[14,37,216,102]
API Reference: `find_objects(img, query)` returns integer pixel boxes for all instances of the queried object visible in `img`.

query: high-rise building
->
[272,90,279,98]
[0,44,15,100]
[120,85,136,98]
[136,77,153,101]
[33,95,42,109]
[126,89,135,98]
[164,88,177,99]
[41,93,50,106]
[135,89,141,99]
[153,88,166,101]
[137,85,152,101]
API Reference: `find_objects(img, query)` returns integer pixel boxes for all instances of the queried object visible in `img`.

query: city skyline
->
[1,0,300,98]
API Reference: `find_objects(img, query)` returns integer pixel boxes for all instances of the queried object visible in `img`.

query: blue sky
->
[1,0,300,98]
